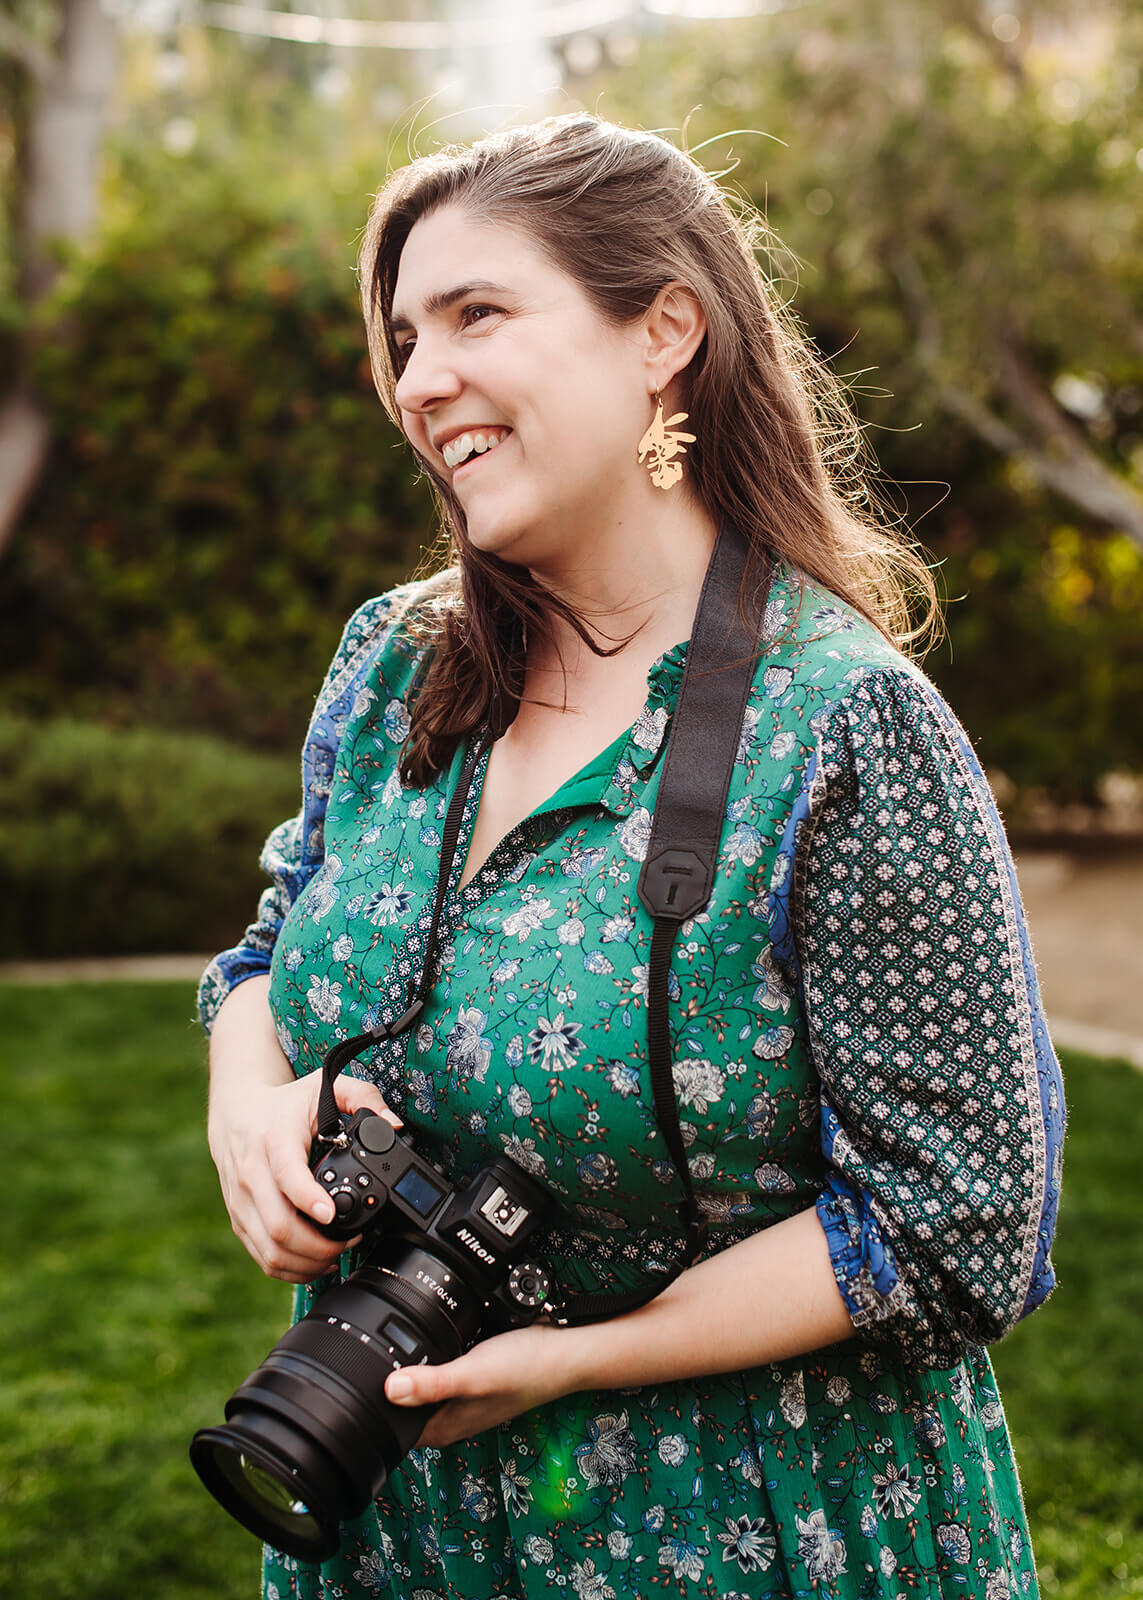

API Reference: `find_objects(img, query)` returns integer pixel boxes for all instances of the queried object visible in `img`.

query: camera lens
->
[190,1242,483,1562]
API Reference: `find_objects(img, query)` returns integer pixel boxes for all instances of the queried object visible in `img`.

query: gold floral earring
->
[637,391,696,491]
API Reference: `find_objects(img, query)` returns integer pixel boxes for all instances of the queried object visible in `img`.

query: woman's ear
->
[643,282,707,391]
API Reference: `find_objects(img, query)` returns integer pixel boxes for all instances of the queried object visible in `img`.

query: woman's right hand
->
[206,977,397,1282]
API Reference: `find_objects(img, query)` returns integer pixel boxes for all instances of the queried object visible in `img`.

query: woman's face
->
[390,204,653,571]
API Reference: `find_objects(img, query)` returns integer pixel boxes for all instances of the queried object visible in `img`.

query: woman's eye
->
[461,304,500,328]
[395,339,415,369]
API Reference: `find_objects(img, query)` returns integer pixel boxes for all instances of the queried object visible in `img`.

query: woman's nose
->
[393,337,461,414]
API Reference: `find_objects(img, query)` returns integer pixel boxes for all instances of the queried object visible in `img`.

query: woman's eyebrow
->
[390,279,511,335]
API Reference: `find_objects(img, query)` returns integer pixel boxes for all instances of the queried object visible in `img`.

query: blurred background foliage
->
[1,0,1142,955]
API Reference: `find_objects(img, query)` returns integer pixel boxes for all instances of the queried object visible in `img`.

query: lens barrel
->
[190,1242,483,1562]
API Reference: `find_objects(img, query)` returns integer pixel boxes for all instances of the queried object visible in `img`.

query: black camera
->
[190,1111,555,1562]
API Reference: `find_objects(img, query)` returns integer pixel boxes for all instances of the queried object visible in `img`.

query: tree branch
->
[889,246,1143,551]
[0,390,52,559]
[0,13,55,80]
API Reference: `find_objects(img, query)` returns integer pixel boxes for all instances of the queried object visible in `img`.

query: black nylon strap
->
[554,524,764,1325]
[315,733,489,1140]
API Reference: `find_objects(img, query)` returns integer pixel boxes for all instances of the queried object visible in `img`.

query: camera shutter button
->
[356,1115,397,1154]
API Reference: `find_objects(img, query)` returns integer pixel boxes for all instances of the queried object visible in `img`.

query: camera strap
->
[316,523,766,1328]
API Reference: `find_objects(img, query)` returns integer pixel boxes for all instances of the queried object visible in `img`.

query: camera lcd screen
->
[393,1169,445,1219]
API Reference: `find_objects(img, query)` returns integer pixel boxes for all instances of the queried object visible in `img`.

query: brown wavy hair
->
[357,113,938,785]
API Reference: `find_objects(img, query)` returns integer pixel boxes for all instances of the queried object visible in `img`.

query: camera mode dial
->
[507,1262,553,1310]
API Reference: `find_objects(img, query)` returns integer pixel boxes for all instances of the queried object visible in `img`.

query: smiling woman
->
[197,114,1064,1600]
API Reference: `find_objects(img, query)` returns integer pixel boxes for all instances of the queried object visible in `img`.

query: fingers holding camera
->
[384,1323,579,1447]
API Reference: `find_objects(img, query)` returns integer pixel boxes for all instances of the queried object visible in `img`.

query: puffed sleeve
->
[789,668,1064,1370]
[196,588,416,1032]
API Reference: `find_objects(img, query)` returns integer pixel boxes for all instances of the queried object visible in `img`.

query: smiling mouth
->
[442,428,511,471]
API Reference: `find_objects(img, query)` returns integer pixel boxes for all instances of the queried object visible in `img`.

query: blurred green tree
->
[600,0,1143,801]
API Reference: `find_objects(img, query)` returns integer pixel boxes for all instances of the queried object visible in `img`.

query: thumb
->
[333,1072,402,1127]
[385,1359,464,1408]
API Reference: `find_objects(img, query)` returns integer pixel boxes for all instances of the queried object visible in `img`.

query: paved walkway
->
[2,851,1140,1069]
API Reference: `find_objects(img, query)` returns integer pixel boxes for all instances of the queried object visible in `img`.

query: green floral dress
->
[199,565,1064,1600]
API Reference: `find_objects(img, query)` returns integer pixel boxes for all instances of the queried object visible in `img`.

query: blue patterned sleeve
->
[788,668,1064,1370]
[195,588,418,1032]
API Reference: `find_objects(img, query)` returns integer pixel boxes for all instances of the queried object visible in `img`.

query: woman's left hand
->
[383,1321,582,1448]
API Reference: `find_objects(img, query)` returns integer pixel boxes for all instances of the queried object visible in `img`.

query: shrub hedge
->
[0,715,299,959]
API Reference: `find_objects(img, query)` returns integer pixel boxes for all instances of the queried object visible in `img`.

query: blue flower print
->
[575,1411,637,1488]
[937,1522,972,1564]
[583,950,614,975]
[382,698,410,743]
[363,882,410,927]
[576,1151,618,1189]
[561,846,608,880]
[796,1509,847,1583]
[605,1059,641,1098]
[658,1534,709,1582]
[458,1472,496,1522]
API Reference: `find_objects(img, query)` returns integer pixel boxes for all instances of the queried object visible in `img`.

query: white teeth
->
[442,428,509,469]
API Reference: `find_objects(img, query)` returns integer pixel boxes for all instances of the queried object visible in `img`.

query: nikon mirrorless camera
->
[190,1110,555,1562]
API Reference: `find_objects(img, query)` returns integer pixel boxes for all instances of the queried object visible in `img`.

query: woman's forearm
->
[386,1204,855,1444]
[208,975,293,1107]
[563,1205,853,1392]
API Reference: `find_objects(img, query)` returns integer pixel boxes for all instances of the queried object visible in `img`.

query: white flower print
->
[672,1057,726,1113]
[873,1460,922,1518]
[631,704,669,751]
[502,896,555,942]
[458,1471,495,1521]
[752,1024,796,1060]
[937,1522,972,1564]
[507,1083,533,1117]
[282,945,303,972]
[605,1059,641,1098]
[826,1375,852,1406]
[382,697,410,743]
[527,1011,584,1072]
[658,1535,709,1582]
[769,728,796,760]
[499,1457,532,1516]
[570,1557,616,1600]
[779,1369,807,1428]
[600,912,635,943]
[446,1007,492,1083]
[795,1508,847,1583]
[879,1544,897,1576]
[363,881,410,927]
[306,974,342,1025]
[619,806,652,862]
[606,1529,632,1559]
[753,1162,796,1194]
[735,705,760,763]
[274,1021,299,1063]
[523,1534,553,1565]
[558,917,586,945]
[499,1134,547,1179]
[307,853,343,922]
[717,1514,776,1575]
[751,948,792,1012]
[574,1410,638,1488]
[657,1433,688,1467]
[352,1548,391,1592]
[332,933,354,961]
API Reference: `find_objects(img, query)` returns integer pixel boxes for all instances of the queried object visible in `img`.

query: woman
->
[200,114,1064,1600]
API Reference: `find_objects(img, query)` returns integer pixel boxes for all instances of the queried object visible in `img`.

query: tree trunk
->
[0,0,120,557]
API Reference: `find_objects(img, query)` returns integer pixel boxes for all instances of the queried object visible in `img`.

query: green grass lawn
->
[1,981,1140,1599]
